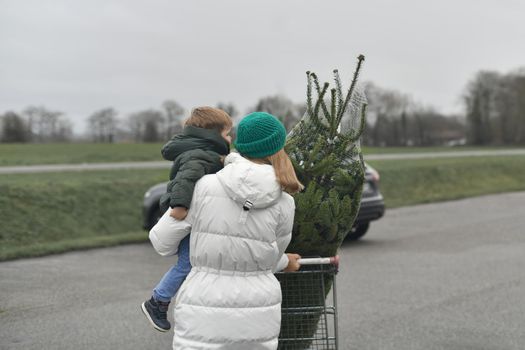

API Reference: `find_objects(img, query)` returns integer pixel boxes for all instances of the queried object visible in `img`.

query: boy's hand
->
[170,207,188,220]
[284,253,301,272]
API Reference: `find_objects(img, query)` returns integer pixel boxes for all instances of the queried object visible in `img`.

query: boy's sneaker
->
[141,297,171,332]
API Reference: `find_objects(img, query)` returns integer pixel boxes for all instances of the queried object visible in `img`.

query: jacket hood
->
[217,153,282,209]
[161,126,230,161]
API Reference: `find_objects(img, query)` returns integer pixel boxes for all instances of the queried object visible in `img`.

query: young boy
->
[141,106,232,332]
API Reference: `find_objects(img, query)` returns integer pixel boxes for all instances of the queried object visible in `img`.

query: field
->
[0,143,164,165]
[0,143,519,166]
[1,144,525,260]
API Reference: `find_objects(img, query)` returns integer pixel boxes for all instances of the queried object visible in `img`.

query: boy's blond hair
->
[185,107,233,132]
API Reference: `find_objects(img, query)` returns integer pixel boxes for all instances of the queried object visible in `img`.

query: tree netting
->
[285,55,368,258]
[278,56,368,349]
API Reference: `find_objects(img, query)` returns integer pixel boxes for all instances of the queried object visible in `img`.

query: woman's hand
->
[284,253,301,272]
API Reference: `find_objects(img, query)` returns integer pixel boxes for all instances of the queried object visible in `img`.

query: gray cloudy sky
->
[1,0,524,133]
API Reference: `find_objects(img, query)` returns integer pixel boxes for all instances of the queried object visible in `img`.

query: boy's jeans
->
[153,235,191,303]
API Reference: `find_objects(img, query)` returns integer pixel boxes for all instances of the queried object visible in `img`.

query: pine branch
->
[312,82,330,132]
[311,73,332,125]
[306,72,314,118]
[330,88,337,137]
[305,72,330,132]
[333,69,344,117]
[338,55,365,121]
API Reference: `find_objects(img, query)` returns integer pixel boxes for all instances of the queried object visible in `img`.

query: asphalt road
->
[1,191,524,350]
[1,149,524,174]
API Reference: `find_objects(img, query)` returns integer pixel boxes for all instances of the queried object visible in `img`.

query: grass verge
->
[361,145,520,154]
[0,169,166,261]
[2,155,525,261]
[0,231,147,261]
[368,155,525,208]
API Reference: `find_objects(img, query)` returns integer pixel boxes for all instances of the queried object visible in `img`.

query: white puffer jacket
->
[149,153,295,350]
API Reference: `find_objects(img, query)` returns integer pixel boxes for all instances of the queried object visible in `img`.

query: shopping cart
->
[275,256,340,350]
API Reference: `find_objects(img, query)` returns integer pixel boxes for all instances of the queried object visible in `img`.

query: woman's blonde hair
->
[254,149,304,195]
[185,106,233,132]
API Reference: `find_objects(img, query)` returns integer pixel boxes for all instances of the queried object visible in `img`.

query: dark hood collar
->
[183,125,230,155]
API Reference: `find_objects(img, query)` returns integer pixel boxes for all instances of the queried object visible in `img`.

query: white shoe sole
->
[141,302,170,333]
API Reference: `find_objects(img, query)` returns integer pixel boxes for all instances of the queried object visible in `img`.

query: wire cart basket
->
[275,256,339,350]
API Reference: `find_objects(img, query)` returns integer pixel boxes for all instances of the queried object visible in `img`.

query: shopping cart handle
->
[297,256,339,268]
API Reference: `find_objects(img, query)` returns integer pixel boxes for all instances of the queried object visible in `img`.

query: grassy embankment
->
[368,156,525,208]
[0,169,166,261]
[1,144,525,260]
[363,145,522,154]
[0,143,519,165]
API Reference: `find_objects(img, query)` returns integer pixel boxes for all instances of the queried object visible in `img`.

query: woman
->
[149,112,303,349]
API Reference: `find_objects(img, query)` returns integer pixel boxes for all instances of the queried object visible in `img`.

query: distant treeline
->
[1,67,524,146]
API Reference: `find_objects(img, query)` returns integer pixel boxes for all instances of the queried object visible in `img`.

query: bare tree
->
[251,95,302,131]
[463,68,525,145]
[512,71,525,144]
[216,102,239,119]
[493,69,525,144]
[1,111,30,142]
[162,100,184,138]
[22,106,72,142]
[128,109,165,142]
[463,71,500,145]
[364,82,411,146]
[365,83,466,146]
[87,108,118,143]
[54,118,73,142]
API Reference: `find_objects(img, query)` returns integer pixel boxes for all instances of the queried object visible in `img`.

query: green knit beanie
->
[234,112,287,158]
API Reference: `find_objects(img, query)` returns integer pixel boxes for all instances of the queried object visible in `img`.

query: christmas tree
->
[278,55,367,349]
[286,54,367,257]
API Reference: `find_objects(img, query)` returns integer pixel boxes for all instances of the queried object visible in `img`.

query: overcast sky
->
[1,0,524,133]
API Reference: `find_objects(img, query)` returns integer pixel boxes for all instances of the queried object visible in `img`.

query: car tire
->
[345,222,370,241]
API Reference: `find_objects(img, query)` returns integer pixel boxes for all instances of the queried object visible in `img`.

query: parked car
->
[142,163,385,240]
[346,163,385,240]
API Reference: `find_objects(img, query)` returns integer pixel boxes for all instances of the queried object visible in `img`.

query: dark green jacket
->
[159,126,230,213]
